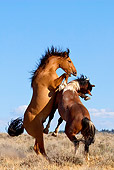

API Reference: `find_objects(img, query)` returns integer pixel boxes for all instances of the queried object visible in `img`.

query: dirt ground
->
[0,132,114,170]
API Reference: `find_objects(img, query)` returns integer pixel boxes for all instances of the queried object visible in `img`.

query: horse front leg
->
[52,117,63,137]
[54,73,69,89]
[35,131,47,157]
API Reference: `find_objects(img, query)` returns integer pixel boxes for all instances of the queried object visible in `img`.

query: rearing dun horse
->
[7,47,77,157]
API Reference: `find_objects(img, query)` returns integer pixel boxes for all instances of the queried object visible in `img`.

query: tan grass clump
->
[0,132,114,170]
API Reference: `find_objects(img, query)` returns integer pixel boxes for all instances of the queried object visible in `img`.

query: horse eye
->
[68,60,71,63]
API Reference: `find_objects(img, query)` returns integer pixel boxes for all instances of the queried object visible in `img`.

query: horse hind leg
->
[81,117,96,160]
[84,142,90,160]
[34,139,41,155]
[36,133,47,157]
[34,138,50,162]
[31,121,47,157]
[33,137,46,156]
[65,122,80,154]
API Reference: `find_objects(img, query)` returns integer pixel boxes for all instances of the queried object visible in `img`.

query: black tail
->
[7,117,24,136]
[82,117,96,145]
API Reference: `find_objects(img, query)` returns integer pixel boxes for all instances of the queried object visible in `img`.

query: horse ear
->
[67,48,70,55]
[92,85,95,87]
[64,51,69,58]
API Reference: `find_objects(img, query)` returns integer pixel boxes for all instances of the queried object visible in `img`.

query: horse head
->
[58,49,77,76]
[77,75,95,98]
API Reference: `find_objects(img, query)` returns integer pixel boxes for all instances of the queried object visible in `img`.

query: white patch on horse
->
[59,79,67,91]
[63,80,80,93]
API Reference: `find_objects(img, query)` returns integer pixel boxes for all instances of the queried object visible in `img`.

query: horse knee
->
[58,117,63,124]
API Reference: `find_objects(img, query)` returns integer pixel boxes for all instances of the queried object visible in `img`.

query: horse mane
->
[77,74,93,92]
[31,46,70,87]
[77,74,88,80]
[77,74,89,85]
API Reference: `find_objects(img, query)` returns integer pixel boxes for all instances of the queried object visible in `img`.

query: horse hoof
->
[43,128,49,134]
[52,132,58,137]
[85,153,90,161]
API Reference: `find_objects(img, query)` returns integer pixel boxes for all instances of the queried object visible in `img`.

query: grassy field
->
[0,132,114,170]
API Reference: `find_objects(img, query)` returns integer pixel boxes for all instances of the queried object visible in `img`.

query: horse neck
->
[78,83,85,93]
[41,56,60,73]
[62,89,82,109]
[63,80,80,93]
[32,56,60,88]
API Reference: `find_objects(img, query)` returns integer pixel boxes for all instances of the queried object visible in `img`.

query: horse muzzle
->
[72,71,77,76]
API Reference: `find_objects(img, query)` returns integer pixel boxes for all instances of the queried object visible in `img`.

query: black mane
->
[77,74,88,81]
[31,46,70,87]
[77,74,92,91]
[77,74,89,85]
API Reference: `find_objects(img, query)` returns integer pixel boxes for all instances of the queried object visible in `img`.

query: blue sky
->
[0,0,114,132]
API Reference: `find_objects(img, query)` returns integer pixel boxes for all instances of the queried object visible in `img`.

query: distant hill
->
[52,129,114,134]
[100,129,114,133]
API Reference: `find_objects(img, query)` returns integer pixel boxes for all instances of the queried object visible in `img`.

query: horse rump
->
[7,117,24,136]
[81,117,96,145]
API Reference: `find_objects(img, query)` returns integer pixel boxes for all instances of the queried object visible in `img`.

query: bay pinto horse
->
[44,75,95,135]
[7,46,77,157]
[44,75,95,160]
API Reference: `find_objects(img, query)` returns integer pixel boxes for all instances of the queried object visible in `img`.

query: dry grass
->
[0,132,114,170]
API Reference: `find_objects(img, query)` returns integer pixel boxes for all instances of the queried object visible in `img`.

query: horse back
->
[71,103,90,121]
[57,90,90,122]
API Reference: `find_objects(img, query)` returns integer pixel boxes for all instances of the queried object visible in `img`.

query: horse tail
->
[7,117,24,137]
[82,117,96,145]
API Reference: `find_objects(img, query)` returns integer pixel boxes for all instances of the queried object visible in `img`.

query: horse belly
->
[58,101,69,122]
[24,87,55,123]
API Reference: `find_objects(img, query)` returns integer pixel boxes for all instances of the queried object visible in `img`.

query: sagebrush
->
[0,132,114,170]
